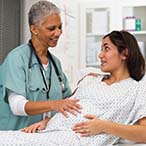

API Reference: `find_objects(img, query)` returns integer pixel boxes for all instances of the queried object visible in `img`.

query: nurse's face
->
[98,36,127,73]
[33,14,62,48]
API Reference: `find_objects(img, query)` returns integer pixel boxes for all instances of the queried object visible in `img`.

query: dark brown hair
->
[103,30,145,81]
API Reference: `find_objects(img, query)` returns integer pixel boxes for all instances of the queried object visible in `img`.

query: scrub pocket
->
[28,81,47,101]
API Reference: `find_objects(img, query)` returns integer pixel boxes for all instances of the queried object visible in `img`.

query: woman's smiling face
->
[32,13,62,48]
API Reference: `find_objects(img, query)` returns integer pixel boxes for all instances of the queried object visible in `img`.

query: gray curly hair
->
[28,1,60,26]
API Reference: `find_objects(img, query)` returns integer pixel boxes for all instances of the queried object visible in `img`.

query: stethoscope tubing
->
[28,40,65,98]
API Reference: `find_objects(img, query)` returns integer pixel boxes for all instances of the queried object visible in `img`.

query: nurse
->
[0,1,81,130]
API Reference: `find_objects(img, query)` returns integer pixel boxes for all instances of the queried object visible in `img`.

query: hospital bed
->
[0,130,145,146]
[0,71,145,146]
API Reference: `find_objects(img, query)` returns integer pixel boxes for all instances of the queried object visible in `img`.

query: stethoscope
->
[28,40,65,99]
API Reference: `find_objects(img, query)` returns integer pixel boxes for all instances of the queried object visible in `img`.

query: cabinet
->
[79,0,146,69]
[117,0,146,59]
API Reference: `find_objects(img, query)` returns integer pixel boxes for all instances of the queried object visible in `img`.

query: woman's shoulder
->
[49,52,62,70]
[4,44,29,60]
[8,44,29,56]
[140,73,146,82]
[2,44,30,66]
[49,52,60,62]
[137,73,146,92]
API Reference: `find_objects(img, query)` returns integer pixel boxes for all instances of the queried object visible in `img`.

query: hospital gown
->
[0,75,146,146]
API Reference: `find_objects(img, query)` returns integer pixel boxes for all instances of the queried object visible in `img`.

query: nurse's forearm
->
[25,100,55,115]
[25,98,81,116]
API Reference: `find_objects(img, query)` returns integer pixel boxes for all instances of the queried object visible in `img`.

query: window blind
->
[0,0,20,64]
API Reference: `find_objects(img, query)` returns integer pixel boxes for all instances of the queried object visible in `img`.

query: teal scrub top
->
[0,44,72,130]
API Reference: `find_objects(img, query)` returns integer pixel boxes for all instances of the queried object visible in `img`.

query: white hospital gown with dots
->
[0,75,146,146]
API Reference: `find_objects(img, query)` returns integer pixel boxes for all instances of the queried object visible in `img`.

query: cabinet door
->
[117,0,146,59]
[79,0,146,70]
[79,0,115,69]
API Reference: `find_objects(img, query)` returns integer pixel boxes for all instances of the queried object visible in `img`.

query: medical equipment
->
[28,40,65,98]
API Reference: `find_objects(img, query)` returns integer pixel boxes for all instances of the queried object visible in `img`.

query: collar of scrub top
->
[28,40,65,97]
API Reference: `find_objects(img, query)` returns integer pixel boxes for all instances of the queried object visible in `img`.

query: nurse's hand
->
[21,117,50,133]
[51,98,81,117]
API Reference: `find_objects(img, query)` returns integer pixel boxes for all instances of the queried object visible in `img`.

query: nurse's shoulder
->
[2,44,30,67]
[5,44,30,61]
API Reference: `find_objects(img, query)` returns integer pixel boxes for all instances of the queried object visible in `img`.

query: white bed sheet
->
[1,75,146,146]
[0,131,146,146]
[0,130,80,146]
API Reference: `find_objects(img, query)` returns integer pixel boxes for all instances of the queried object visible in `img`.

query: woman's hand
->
[51,98,82,117]
[21,117,50,133]
[72,114,105,136]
